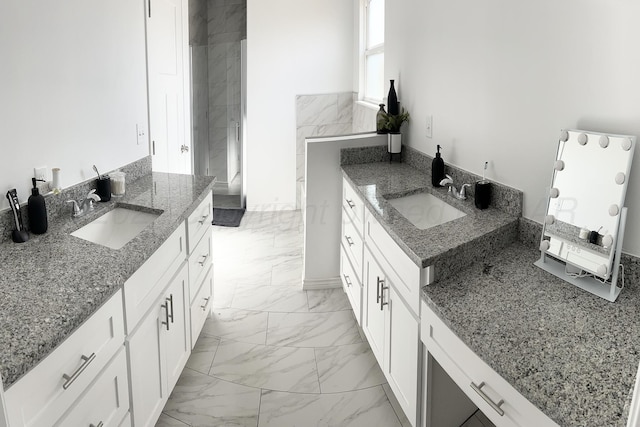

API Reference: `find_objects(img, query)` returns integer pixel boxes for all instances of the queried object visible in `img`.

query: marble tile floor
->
[156,210,412,427]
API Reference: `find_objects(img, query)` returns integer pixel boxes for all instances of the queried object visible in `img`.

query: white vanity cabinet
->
[128,263,190,427]
[341,177,422,427]
[186,191,213,348]
[421,300,559,427]
[340,178,365,325]
[3,290,128,427]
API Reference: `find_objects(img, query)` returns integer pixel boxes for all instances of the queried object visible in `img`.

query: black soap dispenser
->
[28,178,48,234]
[432,145,445,187]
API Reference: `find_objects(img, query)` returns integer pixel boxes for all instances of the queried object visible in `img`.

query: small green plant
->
[383,107,410,133]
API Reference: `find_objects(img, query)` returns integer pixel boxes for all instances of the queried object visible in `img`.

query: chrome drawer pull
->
[380,283,389,311]
[198,253,209,266]
[343,274,352,287]
[201,296,211,310]
[376,277,383,303]
[167,294,174,323]
[62,353,96,390]
[90,422,104,427]
[346,199,355,209]
[471,381,505,416]
[345,235,354,246]
[198,212,210,225]
[161,299,171,331]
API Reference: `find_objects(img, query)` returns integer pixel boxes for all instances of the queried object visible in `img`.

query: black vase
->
[387,80,399,116]
[376,104,388,134]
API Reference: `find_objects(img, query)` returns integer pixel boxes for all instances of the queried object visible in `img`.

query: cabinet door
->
[164,264,191,392]
[363,249,386,365]
[127,298,166,427]
[386,286,419,427]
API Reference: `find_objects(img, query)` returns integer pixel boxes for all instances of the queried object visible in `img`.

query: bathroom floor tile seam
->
[157,210,409,427]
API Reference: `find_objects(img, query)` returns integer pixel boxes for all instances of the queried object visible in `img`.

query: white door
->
[147,0,191,174]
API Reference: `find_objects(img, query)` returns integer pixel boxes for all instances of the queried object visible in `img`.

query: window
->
[361,0,384,104]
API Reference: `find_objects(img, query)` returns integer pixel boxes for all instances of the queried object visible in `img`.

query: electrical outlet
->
[426,115,433,138]
[34,166,48,182]
[136,123,147,145]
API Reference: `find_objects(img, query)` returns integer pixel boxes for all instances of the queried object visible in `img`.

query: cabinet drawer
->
[124,224,186,334]
[56,347,130,427]
[421,301,558,427]
[186,191,213,254]
[342,208,363,280]
[5,290,125,427]
[190,266,213,348]
[342,178,364,233]
[188,230,212,303]
[340,246,362,326]
[366,213,421,315]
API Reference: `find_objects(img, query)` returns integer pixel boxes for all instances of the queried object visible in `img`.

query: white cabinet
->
[128,262,189,427]
[4,290,126,427]
[186,191,213,348]
[341,177,422,427]
[363,247,420,427]
[421,301,558,427]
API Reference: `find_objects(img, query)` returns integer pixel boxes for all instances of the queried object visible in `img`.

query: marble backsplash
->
[0,156,151,243]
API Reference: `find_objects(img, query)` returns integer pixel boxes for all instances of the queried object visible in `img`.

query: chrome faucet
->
[66,189,101,217]
[439,174,471,200]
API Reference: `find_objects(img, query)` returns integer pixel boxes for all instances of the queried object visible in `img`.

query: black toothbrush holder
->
[475,180,491,210]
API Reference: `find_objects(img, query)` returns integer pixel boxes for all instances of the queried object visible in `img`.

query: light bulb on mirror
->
[577,133,588,145]
[544,215,555,225]
[621,138,632,151]
[609,205,620,216]
[540,240,550,251]
[559,130,569,142]
[602,234,614,248]
[615,172,625,185]
[549,188,560,198]
[597,264,608,277]
[554,160,565,171]
[599,135,609,148]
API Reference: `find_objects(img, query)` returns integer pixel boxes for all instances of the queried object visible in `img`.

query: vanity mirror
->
[535,129,636,302]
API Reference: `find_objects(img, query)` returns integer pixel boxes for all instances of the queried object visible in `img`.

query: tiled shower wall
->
[208,0,246,185]
[190,0,209,176]
[295,93,378,208]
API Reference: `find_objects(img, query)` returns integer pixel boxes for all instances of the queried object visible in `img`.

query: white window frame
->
[359,0,384,105]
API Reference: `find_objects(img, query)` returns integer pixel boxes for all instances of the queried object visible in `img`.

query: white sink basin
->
[71,207,161,249]
[387,192,466,230]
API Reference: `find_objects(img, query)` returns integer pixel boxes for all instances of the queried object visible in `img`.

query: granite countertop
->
[0,172,215,389]
[422,242,640,426]
[341,162,519,277]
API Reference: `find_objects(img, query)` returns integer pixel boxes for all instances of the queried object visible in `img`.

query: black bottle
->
[432,145,445,187]
[387,80,399,116]
[28,178,48,234]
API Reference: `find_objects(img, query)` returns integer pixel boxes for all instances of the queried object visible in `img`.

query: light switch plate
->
[34,166,48,182]
[426,115,433,138]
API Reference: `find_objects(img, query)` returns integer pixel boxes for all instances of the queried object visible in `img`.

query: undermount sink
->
[71,207,161,249]
[387,192,466,230]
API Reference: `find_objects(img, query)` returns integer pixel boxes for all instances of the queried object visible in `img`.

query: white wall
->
[246,0,354,210]
[386,0,640,256]
[0,0,149,211]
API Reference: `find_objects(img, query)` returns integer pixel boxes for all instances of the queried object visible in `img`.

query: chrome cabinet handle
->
[62,353,96,390]
[345,235,354,246]
[471,381,505,416]
[161,299,171,331]
[90,422,104,427]
[380,282,389,311]
[346,199,356,209]
[167,294,174,323]
[376,277,383,303]
[198,212,210,225]
[343,274,352,287]
[201,296,210,310]
[198,253,209,266]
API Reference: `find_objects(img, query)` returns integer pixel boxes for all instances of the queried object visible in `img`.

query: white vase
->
[388,133,402,154]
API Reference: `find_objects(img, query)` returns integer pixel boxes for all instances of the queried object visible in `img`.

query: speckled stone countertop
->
[0,172,215,389]
[341,162,520,279]
[422,242,640,426]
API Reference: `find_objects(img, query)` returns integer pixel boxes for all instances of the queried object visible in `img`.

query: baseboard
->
[302,277,342,290]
